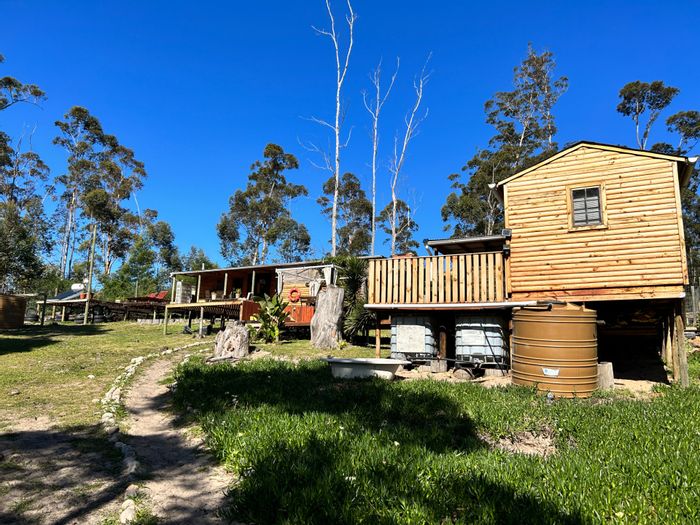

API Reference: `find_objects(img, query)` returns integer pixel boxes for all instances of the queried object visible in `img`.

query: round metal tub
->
[512,304,598,398]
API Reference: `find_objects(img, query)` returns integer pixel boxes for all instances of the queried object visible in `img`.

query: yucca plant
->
[251,293,289,343]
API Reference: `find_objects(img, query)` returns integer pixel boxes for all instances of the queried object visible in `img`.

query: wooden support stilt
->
[674,302,689,387]
[439,326,447,359]
[163,306,169,335]
[40,294,47,326]
[198,306,204,337]
[663,312,673,368]
[375,316,381,358]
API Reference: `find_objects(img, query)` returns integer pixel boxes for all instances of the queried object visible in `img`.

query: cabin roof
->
[496,141,696,189]
[170,259,325,277]
[426,234,506,255]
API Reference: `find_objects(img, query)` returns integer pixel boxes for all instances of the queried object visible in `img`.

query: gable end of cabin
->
[502,144,689,302]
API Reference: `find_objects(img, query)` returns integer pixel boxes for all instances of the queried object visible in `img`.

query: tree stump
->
[311,286,345,350]
[211,320,249,361]
[597,362,615,390]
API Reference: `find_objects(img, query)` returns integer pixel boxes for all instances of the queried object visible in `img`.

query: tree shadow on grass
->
[0,420,229,525]
[0,324,107,356]
[174,359,587,524]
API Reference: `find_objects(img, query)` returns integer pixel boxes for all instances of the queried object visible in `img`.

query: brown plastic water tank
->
[0,294,27,329]
[512,304,598,398]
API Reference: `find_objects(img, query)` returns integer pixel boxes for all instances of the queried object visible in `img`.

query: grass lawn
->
[254,338,385,359]
[173,351,700,524]
[0,322,195,428]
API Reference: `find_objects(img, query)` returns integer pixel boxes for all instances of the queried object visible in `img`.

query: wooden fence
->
[367,252,506,305]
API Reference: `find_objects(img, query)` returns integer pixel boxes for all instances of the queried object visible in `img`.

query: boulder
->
[213,321,250,360]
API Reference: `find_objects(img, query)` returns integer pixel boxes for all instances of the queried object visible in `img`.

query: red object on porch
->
[284,304,315,325]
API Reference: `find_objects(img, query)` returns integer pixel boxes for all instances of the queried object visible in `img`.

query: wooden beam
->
[673,302,689,387]
[375,316,381,358]
[163,306,169,335]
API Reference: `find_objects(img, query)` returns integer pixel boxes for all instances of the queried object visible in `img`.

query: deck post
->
[673,301,689,387]
[153,308,157,322]
[83,223,97,325]
[196,275,202,302]
[198,306,204,337]
[40,294,47,326]
[375,316,381,358]
[439,325,447,359]
[51,287,58,322]
[170,277,176,303]
[163,306,169,335]
[223,273,228,298]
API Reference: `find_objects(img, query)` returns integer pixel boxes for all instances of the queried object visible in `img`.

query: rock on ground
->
[213,321,249,360]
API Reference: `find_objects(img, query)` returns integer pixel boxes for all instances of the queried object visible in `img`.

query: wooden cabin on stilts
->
[365,142,697,393]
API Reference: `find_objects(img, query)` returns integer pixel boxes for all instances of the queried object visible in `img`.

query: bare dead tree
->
[362,58,399,256]
[387,57,430,256]
[311,0,356,256]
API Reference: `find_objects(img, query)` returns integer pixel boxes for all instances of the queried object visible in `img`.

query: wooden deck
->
[367,252,506,307]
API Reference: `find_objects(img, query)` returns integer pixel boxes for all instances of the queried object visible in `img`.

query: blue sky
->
[2,0,699,265]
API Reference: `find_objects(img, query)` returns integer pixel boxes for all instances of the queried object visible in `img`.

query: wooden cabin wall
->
[505,146,687,302]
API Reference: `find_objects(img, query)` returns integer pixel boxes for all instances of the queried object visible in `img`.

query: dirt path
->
[123,358,231,524]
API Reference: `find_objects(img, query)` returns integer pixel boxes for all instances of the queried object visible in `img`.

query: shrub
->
[250,293,288,343]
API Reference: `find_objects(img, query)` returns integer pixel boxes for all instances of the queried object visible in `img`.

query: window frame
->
[566,183,607,231]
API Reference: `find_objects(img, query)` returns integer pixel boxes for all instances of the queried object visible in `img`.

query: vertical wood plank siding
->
[367,252,506,305]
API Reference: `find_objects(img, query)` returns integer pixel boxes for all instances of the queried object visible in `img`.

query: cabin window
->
[571,186,602,226]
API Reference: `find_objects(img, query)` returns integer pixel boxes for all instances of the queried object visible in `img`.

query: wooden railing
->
[367,252,506,305]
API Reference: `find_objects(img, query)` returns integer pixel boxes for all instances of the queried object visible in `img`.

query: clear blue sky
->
[2,0,699,265]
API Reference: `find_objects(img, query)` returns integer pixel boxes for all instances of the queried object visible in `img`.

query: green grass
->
[0,322,196,427]
[173,356,700,524]
[254,338,385,359]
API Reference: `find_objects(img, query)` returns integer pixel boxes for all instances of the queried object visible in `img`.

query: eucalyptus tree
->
[318,172,372,255]
[616,80,679,150]
[377,199,419,255]
[0,53,46,111]
[442,45,567,236]
[0,54,49,291]
[217,144,309,265]
[362,58,398,255]
[54,107,147,279]
[385,58,429,256]
[0,134,52,292]
[182,246,217,271]
[311,0,356,256]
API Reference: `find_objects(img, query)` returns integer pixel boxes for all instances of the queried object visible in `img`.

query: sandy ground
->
[122,358,232,524]
[0,416,125,525]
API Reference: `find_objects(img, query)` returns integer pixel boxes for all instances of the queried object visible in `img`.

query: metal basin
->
[322,358,410,380]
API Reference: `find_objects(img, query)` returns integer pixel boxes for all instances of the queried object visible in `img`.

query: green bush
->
[250,294,289,343]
